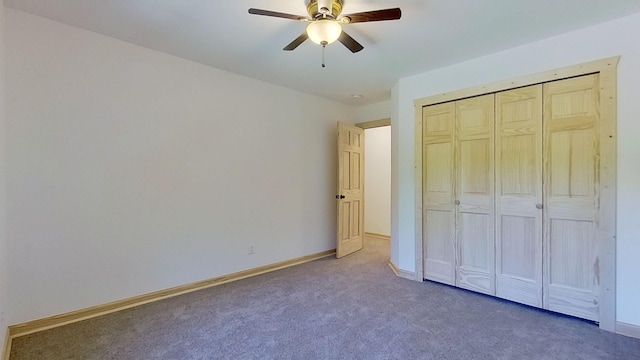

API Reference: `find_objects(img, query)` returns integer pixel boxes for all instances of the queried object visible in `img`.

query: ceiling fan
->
[248,0,401,54]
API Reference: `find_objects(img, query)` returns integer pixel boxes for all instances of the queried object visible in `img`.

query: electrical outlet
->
[248,244,255,255]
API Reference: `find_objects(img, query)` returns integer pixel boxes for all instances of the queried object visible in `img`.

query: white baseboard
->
[388,261,416,281]
[616,321,640,339]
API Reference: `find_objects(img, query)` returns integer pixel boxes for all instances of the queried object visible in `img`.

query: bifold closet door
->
[543,74,600,321]
[455,94,495,295]
[495,85,543,307]
[422,102,456,285]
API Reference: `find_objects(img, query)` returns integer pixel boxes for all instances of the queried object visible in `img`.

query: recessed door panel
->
[549,129,595,198]
[460,139,490,195]
[424,210,455,284]
[459,213,489,268]
[549,219,594,289]
[425,142,451,195]
[342,151,351,190]
[501,134,536,196]
[341,202,351,241]
[425,111,452,135]
[351,152,361,190]
[501,215,537,279]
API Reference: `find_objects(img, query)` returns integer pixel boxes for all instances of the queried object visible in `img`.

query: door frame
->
[356,118,391,130]
[336,118,391,258]
[413,57,619,332]
[355,118,392,242]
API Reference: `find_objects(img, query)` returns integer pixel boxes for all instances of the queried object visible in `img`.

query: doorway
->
[357,119,391,254]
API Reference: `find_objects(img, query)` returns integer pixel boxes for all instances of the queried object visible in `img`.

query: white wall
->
[392,12,640,327]
[0,2,9,353]
[4,9,356,324]
[355,100,391,123]
[364,126,390,236]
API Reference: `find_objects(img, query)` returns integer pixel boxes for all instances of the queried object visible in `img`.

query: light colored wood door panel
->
[337,122,365,258]
[495,85,543,307]
[422,102,456,285]
[424,210,454,284]
[425,142,452,195]
[455,94,495,295]
[458,213,493,292]
[549,129,595,198]
[460,139,491,195]
[543,74,600,321]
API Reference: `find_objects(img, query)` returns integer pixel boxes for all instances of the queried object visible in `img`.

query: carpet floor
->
[9,237,640,359]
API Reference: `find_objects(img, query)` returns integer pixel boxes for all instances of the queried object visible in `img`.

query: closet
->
[421,74,601,321]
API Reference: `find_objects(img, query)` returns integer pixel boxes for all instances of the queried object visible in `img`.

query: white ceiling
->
[5,0,640,105]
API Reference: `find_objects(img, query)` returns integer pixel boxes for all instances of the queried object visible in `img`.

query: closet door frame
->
[413,57,618,332]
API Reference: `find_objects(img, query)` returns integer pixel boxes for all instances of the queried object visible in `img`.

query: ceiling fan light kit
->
[248,0,401,65]
[306,19,342,45]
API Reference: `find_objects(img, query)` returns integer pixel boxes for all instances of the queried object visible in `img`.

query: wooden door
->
[422,102,456,285]
[336,122,365,258]
[495,85,543,307]
[543,74,600,321]
[455,94,495,295]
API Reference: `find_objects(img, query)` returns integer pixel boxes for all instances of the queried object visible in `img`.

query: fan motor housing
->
[307,0,343,19]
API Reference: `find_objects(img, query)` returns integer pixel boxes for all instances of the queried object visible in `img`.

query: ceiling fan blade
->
[338,31,364,53]
[342,8,401,23]
[248,8,308,21]
[283,33,309,51]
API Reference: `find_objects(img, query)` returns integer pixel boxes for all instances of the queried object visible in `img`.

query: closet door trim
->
[413,56,618,332]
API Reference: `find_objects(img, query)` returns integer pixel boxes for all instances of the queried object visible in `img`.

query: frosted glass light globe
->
[306,20,342,45]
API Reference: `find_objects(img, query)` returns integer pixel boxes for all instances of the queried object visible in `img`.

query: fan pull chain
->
[321,41,327,68]
[322,45,326,67]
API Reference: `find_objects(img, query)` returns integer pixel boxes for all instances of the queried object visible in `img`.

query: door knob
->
[455,200,460,205]
[536,203,543,209]
[336,195,345,199]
